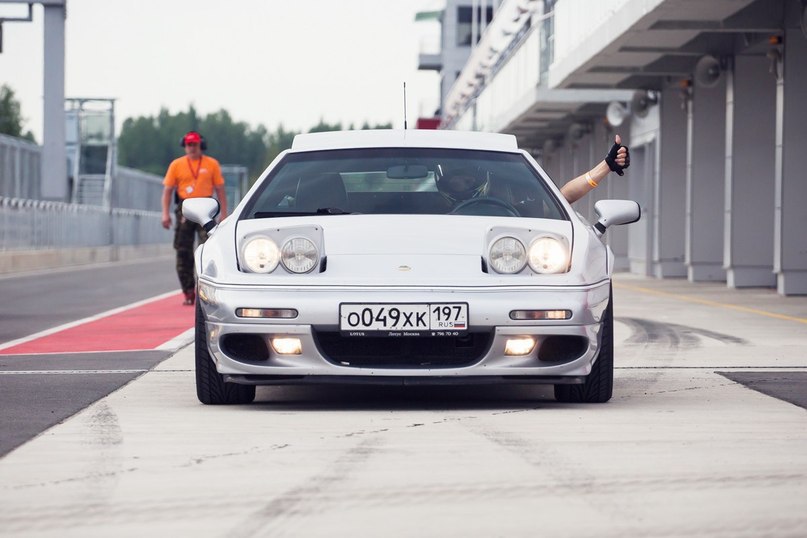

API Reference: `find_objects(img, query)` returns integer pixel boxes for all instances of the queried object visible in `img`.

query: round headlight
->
[489,236,527,274]
[242,236,279,273]
[281,237,319,273]
[528,236,569,274]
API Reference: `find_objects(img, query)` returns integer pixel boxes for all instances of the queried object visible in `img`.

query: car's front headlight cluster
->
[528,236,568,274]
[489,236,527,274]
[489,235,569,274]
[243,236,280,273]
[242,235,319,274]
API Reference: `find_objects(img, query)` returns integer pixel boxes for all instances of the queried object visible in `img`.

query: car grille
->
[313,330,492,369]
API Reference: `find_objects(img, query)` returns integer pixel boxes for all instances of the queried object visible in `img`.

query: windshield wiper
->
[315,207,352,215]
[253,208,353,218]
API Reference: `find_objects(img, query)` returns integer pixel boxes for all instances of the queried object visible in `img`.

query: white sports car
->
[183,130,639,405]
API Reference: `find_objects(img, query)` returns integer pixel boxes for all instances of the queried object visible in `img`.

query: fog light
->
[510,309,571,320]
[504,337,536,356]
[236,308,298,319]
[270,337,302,355]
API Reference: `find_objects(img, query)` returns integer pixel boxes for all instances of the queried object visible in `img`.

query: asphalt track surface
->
[0,262,806,536]
[0,256,191,456]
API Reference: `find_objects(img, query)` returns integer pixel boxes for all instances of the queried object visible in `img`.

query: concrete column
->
[554,140,573,196]
[569,128,593,220]
[626,97,660,278]
[627,142,653,275]
[686,76,727,282]
[539,138,561,185]
[540,149,558,182]
[774,25,807,295]
[585,127,609,223]
[41,3,67,201]
[654,86,687,278]
[601,123,630,271]
[724,55,776,288]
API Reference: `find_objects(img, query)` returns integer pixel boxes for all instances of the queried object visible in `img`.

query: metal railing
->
[2,133,165,211]
[113,166,165,211]
[1,133,169,252]
[0,133,41,200]
[0,196,170,251]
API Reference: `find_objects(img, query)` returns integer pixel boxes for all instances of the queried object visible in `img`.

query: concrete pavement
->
[0,273,805,537]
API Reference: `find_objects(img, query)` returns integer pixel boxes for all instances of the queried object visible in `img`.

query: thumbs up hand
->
[605,134,630,176]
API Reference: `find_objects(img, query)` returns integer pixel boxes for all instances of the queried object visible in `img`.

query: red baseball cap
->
[183,131,202,145]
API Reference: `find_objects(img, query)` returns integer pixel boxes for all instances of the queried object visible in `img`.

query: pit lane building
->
[420,0,807,295]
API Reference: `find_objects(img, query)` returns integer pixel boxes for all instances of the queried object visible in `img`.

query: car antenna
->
[403,82,408,130]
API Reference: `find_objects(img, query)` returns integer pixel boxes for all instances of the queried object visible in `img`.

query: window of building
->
[456,6,494,47]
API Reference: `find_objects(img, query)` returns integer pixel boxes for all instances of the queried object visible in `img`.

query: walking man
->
[161,131,228,305]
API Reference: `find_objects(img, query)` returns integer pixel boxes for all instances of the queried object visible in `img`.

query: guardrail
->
[0,196,170,251]
[114,166,165,211]
[0,133,41,200]
[2,133,165,210]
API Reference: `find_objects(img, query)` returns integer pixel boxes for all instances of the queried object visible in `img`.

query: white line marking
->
[0,369,148,375]
[0,255,174,281]
[0,349,165,357]
[0,290,180,352]
[156,328,195,351]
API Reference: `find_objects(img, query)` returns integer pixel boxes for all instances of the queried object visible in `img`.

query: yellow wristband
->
[586,172,598,188]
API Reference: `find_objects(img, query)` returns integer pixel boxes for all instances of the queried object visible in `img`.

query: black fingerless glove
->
[605,142,630,176]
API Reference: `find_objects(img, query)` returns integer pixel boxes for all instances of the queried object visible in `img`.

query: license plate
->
[340,303,469,336]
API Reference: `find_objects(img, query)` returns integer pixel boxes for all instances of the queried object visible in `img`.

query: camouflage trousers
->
[174,206,209,293]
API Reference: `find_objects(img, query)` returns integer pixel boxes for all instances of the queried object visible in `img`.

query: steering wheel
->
[450,197,521,217]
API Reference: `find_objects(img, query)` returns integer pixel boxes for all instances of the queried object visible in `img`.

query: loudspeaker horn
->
[631,90,658,119]
[694,55,722,88]
[605,101,629,127]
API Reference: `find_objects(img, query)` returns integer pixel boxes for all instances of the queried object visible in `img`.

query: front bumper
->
[198,280,611,384]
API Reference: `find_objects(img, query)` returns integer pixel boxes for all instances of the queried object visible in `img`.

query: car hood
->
[202,214,603,287]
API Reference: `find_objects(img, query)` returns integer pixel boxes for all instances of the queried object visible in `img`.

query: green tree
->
[118,105,268,179]
[118,108,397,185]
[0,84,36,142]
[263,124,298,169]
[361,121,393,130]
[308,118,343,133]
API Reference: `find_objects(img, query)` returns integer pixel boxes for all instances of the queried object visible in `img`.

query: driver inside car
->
[436,165,491,206]
[437,135,631,209]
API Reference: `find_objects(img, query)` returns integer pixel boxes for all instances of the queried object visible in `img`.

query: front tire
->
[195,301,256,405]
[554,287,614,403]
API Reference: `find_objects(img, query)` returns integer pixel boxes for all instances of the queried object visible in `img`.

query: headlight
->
[281,237,318,273]
[489,236,527,274]
[242,236,279,273]
[528,236,569,274]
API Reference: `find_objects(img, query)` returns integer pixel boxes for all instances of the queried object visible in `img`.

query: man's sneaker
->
[183,290,195,306]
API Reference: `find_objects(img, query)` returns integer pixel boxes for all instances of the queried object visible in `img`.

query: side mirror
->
[182,198,220,232]
[593,199,640,237]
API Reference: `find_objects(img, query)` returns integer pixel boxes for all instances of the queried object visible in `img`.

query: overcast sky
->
[0,0,442,141]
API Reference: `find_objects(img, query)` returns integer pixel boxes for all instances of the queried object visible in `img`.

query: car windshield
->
[242,148,566,220]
